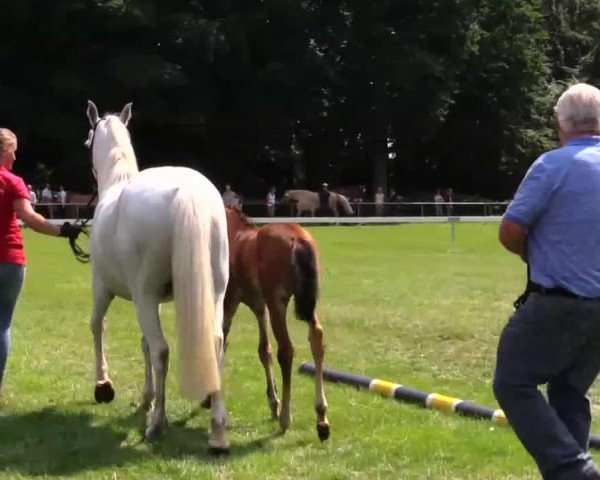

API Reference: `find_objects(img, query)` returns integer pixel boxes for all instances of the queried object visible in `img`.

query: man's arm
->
[499,217,527,259]
[499,155,556,260]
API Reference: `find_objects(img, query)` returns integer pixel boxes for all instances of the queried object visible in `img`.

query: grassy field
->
[1,223,598,479]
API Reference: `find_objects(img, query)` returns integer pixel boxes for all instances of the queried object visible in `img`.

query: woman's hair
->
[555,83,600,134]
[0,128,17,153]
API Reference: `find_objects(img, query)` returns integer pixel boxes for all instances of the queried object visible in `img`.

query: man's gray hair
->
[555,83,600,133]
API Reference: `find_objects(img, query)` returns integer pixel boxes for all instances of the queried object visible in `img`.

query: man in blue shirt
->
[495,83,600,480]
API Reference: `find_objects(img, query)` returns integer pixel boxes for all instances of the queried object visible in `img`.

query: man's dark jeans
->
[494,292,600,479]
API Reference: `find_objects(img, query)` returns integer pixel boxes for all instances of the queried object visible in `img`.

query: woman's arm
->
[13,197,61,236]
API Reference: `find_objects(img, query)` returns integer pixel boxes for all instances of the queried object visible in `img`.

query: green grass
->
[0,224,595,479]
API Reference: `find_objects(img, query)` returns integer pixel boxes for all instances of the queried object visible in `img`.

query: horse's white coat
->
[282,189,354,217]
[85,101,229,450]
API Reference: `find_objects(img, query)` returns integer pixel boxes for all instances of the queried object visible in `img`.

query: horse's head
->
[336,193,354,216]
[85,100,138,194]
[281,190,297,204]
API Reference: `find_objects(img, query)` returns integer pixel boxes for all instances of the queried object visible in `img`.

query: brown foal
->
[223,206,330,441]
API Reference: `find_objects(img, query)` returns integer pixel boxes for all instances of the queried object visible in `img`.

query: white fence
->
[29,214,502,251]
[32,200,509,221]
[37,215,502,226]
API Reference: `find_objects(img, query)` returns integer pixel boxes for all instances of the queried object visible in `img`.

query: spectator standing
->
[374,187,385,216]
[222,184,240,209]
[266,186,276,217]
[41,183,53,218]
[27,185,37,207]
[445,188,454,216]
[434,189,444,216]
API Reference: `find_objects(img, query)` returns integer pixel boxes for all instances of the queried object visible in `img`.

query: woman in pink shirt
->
[0,128,80,395]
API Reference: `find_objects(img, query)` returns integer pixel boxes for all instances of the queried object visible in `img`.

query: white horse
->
[281,189,354,217]
[85,100,230,453]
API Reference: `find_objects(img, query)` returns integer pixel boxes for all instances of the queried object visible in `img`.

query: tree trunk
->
[368,130,389,197]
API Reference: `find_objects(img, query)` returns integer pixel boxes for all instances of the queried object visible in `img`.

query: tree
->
[427,0,554,198]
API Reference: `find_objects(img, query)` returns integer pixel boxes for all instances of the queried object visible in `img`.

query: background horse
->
[282,189,354,217]
[223,206,330,441]
[85,100,230,453]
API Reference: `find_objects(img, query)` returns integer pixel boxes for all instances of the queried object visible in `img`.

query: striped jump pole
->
[298,362,600,450]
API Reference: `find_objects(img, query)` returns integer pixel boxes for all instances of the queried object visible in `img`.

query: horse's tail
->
[171,184,220,401]
[292,238,320,323]
[337,194,354,215]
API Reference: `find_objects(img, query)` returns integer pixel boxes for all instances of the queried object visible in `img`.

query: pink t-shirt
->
[0,167,30,264]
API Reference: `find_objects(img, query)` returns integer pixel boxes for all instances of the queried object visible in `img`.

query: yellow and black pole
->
[298,362,600,449]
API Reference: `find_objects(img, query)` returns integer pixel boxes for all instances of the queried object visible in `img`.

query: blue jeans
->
[0,262,25,386]
[493,293,600,480]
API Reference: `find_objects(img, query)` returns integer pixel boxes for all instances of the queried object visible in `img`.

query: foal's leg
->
[222,287,240,350]
[309,316,330,441]
[266,294,294,432]
[133,296,169,440]
[252,304,280,420]
[91,280,115,403]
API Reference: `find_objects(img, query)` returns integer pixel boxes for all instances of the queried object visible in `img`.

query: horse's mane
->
[101,116,139,187]
[226,206,255,229]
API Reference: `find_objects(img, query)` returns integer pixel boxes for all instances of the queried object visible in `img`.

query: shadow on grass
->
[0,406,277,476]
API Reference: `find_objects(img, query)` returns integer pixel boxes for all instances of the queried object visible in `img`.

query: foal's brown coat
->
[224,207,330,440]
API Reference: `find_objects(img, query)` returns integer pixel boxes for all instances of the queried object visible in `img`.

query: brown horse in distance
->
[223,206,330,441]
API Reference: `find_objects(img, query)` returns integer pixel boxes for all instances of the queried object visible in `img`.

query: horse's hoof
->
[94,381,115,404]
[208,444,230,456]
[317,422,330,441]
[145,424,165,441]
[200,396,211,409]
[279,421,290,433]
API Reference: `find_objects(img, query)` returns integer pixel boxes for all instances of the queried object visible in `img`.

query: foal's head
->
[225,206,255,242]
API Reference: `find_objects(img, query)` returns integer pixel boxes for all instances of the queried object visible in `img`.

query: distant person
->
[318,183,331,216]
[266,186,276,217]
[57,186,67,218]
[0,128,81,395]
[27,184,37,207]
[374,187,385,216]
[434,189,444,216]
[445,188,453,216]
[41,183,53,218]
[41,183,52,203]
[222,184,240,209]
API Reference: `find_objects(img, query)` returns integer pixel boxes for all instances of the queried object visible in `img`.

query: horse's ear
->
[120,102,133,126]
[87,100,99,127]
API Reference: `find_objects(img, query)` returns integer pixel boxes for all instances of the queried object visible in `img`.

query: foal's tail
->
[292,238,320,323]
[171,184,220,401]
[337,194,354,216]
